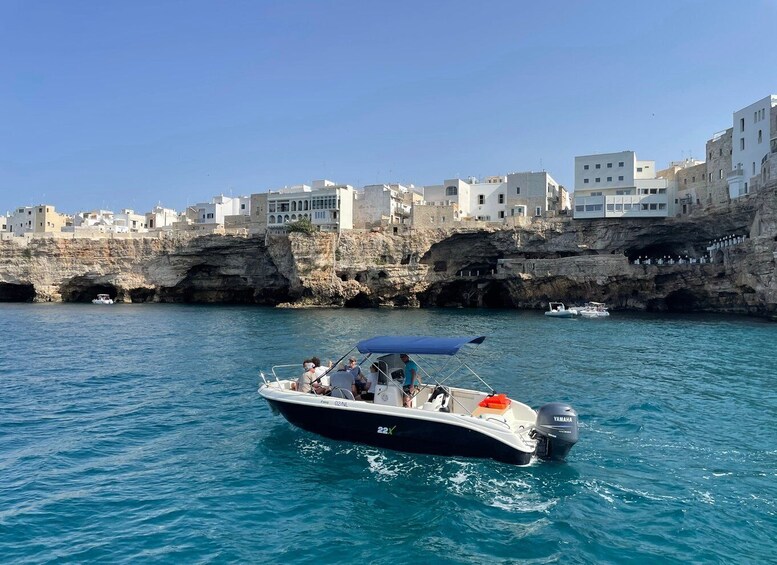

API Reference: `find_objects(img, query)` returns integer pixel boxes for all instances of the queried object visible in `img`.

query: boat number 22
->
[377,426,396,435]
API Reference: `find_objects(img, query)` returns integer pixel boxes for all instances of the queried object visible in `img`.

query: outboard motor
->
[531,402,579,461]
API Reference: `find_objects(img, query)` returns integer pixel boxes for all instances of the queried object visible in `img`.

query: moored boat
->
[575,302,610,318]
[91,294,114,305]
[545,302,578,318]
[258,336,578,466]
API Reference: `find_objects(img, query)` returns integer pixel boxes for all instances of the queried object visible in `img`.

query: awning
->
[356,335,486,356]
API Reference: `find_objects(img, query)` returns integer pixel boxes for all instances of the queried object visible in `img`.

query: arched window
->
[269,215,275,224]
[304,201,309,211]
[291,214,297,221]
[284,214,290,223]
[298,201,303,211]
[291,201,297,212]
[446,185,458,196]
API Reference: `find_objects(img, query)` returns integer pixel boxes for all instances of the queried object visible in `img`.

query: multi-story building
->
[192,195,250,226]
[0,215,7,232]
[353,183,416,228]
[114,209,148,232]
[145,206,180,230]
[504,172,566,219]
[728,94,777,198]
[422,172,567,224]
[264,180,355,232]
[8,204,67,235]
[573,151,670,219]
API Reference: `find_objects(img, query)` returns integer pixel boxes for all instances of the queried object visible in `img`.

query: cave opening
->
[60,278,118,302]
[664,289,699,312]
[128,287,156,303]
[344,292,373,308]
[0,282,36,302]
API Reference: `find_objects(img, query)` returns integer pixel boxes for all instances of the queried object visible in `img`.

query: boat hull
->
[265,396,533,465]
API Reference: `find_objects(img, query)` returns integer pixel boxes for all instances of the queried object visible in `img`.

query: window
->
[692,176,695,182]
[584,165,589,170]
[535,207,542,217]
[684,178,687,185]
[649,203,657,210]
[595,177,600,182]
[618,161,624,167]
[498,210,505,219]
[754,111,758,123]
[740,117,745,132]
[607,176,612,182]
[719,169,723,179]
[575,205,584,212]
[616,189,630,195]
[498,194,504,204]
[709,151,712,159]
[719,148,722,156]
[516,186,521,194]
[445,185,458,196]
[658,203,666,210]
[637,167,643,173]
[740,138,745,150]
[583,179,589,184]
[241,204,246,210]
[758,130,762,143]
[595,164,601,169]
[477,195,485,205]
[590,191,602,196]
[606,203,614,211]
[753,162,756,175]
[618,176,624,181]
[607,163,612,168]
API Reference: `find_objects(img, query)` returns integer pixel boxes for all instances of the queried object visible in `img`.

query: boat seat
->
[330,387,355,400]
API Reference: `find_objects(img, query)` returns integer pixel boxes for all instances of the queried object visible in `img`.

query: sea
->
[0,304,775,564]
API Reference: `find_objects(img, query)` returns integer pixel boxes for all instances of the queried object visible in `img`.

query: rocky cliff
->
[1,181,776,319]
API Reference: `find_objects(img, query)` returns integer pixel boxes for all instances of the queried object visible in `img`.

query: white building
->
[423,172,567,223]
[0,215,7,232]
[192,195,250,226]
[145,206,180,230]
[265,180,355,231]
[113,209,147,232]
[504,172,565,219]
[573,151,670,219]
[9,205,68,235]
[354,183,414,228]
[728,94,777,198]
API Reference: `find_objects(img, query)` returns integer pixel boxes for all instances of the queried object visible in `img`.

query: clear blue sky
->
[1,0,775,215]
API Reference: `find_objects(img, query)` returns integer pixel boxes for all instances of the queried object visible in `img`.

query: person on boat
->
[348,357,368,394]
[360,363,379,401]
[311,357,332,388]
[400,353,421,407]
[297,361,316,393]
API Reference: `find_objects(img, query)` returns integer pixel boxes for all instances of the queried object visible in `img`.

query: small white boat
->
[544,302,578,318]
[576,302,610,318]
[91,294,114,305]
[258,336,579,466]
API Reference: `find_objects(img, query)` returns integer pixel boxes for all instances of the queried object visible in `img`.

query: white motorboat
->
[258,336,578,466]
[91,294,114,305]
[575,302,610,318]
[544,302,578,318]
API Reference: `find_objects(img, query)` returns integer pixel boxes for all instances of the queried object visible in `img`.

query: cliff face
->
[1,182,776,318]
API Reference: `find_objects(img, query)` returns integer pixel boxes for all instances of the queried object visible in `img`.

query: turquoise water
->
[1,304,775,564]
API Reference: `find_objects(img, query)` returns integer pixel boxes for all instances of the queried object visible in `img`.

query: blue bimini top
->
[355,336,486,356]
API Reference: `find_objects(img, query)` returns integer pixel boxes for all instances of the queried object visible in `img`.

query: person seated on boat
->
[311,357,332,389]
[348,356,368,394]
[297,360,329,395]
[329,365,358,399]
[399,353,421,408]
[297,361,316,393]
[360,363,379,401]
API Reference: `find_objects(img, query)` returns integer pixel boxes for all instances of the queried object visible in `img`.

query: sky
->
[1,0,776,215]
